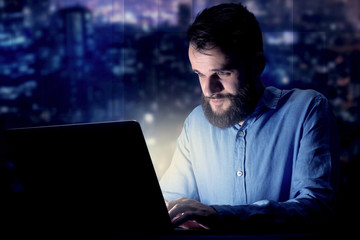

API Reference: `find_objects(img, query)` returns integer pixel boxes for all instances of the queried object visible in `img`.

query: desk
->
[2,197,360,239]
[111,223,360,240]
[1,222,359,239]
[113,230,360,240]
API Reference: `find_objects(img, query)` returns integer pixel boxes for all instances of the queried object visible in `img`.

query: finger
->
[168,203,192,221]
[171,211,193,227]
[168,204,182,220]
[196,222,210,230]
[179,220,210,230]
[167,201,186,219]
[171,212,183,223]
[166,197,186,211]
[179,220,199,230]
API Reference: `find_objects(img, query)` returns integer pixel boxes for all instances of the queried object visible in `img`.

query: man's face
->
[188,44,258,128]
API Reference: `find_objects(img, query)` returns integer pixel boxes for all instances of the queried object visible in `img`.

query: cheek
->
[199,80,206,94]
[223,78,240,95]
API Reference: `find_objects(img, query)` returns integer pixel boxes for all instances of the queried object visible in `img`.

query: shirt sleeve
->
[212,94,340,228]
[159,118,200,202]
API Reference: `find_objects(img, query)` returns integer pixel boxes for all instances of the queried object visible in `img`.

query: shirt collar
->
[261,86,282,109]
[232,86,282,130]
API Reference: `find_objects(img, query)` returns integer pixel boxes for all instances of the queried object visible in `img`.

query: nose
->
[202,74,224,97]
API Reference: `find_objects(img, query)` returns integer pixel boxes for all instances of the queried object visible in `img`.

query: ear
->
[251,52,266,78]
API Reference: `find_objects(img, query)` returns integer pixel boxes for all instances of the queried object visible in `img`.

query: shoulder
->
[284,88,327,101]
[280,88,329,109]
[262,86,328,111]
[276,88,333,125]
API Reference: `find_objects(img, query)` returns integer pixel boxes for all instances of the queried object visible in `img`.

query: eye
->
[216,71,231,77]
[194,71,205,78]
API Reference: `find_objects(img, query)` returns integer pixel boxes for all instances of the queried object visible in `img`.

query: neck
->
[238,78,265,127]
[255,77,266,99]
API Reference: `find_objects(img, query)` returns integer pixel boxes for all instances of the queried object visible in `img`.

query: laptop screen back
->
[5,121,172,237]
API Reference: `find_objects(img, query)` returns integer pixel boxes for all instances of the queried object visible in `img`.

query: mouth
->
[210,98,225,106]
[207,94,231,105]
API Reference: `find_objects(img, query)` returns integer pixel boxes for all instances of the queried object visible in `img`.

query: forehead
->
[188,44,230,69]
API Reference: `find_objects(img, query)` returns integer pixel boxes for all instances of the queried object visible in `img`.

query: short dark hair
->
[187,3,263,63]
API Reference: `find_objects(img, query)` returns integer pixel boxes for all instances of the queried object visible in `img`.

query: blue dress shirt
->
[160,86,339,226]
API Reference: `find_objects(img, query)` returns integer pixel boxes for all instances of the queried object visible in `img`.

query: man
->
[160,3,339,230]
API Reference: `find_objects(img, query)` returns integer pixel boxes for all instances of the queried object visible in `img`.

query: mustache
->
[204,93,236,100]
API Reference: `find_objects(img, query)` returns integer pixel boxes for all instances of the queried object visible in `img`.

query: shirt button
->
[237,171,243,177]
[238,131,244,137]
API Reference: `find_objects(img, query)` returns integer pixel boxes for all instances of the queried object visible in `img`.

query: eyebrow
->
[210,68,232,72]
[191,59,236,75]
[192,68,233,74]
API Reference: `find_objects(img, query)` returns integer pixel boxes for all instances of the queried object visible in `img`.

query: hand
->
[165,197,219,230]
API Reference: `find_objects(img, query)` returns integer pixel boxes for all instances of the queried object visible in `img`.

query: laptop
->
[5,121,173,237]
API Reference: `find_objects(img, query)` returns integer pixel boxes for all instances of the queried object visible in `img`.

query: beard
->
[201,80,259,129]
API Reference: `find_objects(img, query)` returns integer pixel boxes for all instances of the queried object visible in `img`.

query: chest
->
[188,111,301,205]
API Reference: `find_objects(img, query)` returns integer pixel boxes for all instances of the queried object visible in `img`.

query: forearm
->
[211,197,334,230]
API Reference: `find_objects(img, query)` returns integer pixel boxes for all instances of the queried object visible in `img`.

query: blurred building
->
[0,0,38,126]
[54,5,94,64]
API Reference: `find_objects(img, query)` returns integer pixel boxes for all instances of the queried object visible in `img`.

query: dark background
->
[0,0,359,228]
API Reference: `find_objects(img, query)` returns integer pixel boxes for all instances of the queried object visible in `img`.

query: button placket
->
[234,128,247,202]
[237,130,245,178]
[238,130,245,137]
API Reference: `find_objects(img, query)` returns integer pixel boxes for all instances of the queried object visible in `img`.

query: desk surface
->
[1,223,359,239]
[113,230,359,240]
[2,197,360,239]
